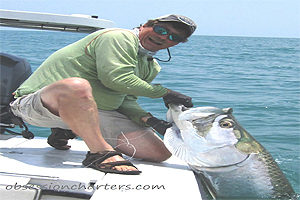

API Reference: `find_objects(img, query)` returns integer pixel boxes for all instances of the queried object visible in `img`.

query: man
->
[10,14,196,175]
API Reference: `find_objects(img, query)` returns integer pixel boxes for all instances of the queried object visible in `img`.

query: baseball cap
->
[155,14,197,36]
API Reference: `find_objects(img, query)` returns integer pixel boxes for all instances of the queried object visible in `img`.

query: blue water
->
[1,30,300,194]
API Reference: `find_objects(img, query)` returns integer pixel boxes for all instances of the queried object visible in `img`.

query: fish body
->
[164,104,296,199]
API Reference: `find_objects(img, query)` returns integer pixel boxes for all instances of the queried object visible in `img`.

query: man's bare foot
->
[101,154,138,172]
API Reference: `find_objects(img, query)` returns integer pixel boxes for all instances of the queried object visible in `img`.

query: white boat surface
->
[0,9,206,200]
[0,135,205,200]
[0,9,115,33]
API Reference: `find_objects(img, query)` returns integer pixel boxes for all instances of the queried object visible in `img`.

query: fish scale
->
[258,149,295,198]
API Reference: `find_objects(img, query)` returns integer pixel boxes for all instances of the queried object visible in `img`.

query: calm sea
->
[1,30,300,194]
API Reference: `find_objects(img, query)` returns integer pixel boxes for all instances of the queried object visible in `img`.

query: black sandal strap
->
[83,151,123,167]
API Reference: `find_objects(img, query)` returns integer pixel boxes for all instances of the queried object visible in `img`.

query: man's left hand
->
[146,117,172,136]
[163,89,193,108]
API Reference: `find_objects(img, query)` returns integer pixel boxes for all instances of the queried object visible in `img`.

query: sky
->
[0,0,300,38]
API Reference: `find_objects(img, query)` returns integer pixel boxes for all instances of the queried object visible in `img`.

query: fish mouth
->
[166,104,188,124]
[190,153,252,171]
[168,103,189,113]
[181,105,189,112]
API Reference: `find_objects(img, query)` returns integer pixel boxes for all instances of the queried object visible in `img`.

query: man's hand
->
[163,89,193,108]
[146,117,172,136]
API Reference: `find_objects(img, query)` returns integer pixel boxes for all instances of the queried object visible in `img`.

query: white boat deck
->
[0,135,205,200]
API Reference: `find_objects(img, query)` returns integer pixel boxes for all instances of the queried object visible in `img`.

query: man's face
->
[139,22,186,52]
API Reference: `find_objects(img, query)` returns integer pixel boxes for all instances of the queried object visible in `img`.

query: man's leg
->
[96,109,171,163]
[116,129,172,162]
[40,77,137,172]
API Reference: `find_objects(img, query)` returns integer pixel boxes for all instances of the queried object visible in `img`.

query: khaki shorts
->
[10,89,151,147]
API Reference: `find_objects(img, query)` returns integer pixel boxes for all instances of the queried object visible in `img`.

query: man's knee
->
[150,151,172,163]
[60,78,92,98]
[41,78,93,113]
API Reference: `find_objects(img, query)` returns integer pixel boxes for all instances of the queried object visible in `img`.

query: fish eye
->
[219,120,234,128]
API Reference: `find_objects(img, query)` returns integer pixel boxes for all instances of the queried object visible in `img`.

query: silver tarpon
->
[164,104,296,199]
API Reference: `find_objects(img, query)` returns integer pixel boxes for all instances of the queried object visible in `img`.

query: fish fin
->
[164,126,189,161]
[193,170,217,200]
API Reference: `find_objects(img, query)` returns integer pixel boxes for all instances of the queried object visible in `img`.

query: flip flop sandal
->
[82,151,142,175]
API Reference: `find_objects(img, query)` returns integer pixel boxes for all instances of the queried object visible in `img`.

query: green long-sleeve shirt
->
[15,28,168,125]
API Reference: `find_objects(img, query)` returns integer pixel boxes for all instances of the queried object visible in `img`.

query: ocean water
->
[1,30,300,194]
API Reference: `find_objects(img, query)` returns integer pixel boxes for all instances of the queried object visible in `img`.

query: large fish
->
[164,104,296,200]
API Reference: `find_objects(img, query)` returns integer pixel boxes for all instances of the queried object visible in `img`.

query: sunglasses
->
[152,25,185,43]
